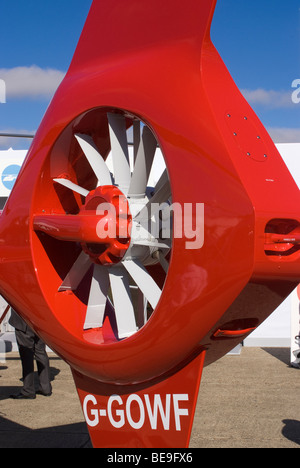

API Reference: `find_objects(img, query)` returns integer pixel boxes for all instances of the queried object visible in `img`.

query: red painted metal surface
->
[73,351,206,448]
[0,0,299,447]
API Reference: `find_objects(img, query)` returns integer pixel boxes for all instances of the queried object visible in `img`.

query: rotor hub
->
[80,185,132,266]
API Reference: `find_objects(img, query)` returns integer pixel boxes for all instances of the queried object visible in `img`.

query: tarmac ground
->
[0,347,299,448]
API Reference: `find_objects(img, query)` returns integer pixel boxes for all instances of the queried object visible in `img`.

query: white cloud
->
[241,88,294,109]
[0,66,65,99]
[268,127,300,144]
[1,127,299,150]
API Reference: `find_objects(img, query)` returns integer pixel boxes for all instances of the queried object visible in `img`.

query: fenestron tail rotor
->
[33,111,172,341]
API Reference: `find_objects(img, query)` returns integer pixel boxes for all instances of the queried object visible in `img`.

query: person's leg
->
[34,335,52,395]
[14,328,36,397]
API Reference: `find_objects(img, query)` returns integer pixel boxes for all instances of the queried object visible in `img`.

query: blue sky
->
[0,0,299,149]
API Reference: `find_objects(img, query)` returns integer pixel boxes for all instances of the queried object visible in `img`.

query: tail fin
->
[72,352,206,448]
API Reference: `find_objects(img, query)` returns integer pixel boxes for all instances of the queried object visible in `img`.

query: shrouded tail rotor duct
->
[32,109,172,342]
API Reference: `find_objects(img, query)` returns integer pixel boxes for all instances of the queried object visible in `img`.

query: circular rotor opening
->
[32,108,172,343]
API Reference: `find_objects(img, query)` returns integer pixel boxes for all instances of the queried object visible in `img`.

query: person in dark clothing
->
[9,309,52,399]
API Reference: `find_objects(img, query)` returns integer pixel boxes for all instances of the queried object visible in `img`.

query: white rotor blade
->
[134,175,172,222]
[128,126,157,198]
[153,168,169,193]
[84,265,109,330]
[53,178,89,198]
[152,250,169,274]
[58,251,92,292]
[133,120,141,164]
[107,113,131,190]
[123,259,161,310]
[133,239,170,249]
[75,134,113,186]
[135,289,148,328]
[108,266,137,339]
